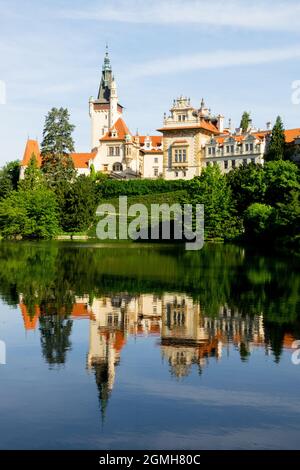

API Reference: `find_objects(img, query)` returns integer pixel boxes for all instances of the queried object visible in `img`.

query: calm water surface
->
[0,241,299,449]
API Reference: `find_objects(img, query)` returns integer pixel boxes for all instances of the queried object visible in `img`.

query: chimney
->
[266,121,272,131]
[217,114,224,133]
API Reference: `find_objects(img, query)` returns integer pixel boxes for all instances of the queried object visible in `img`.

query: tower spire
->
[103,44,111,72]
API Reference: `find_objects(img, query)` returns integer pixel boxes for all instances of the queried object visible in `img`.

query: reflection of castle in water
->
[18,293,296,418]
[87,296,127,420]
[161,294,220,377]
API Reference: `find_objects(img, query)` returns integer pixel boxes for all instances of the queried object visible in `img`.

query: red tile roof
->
[21,139,96,169]
[21,139,41,166]
[216,135,244,144]
[139,135,162,146]
[70,152,96,169]
[216,132,269,145]
[200,119,220,134]
[100,117,132,141]
[157,120,219,134]
[284,128,300,143]
[254,131,271,140]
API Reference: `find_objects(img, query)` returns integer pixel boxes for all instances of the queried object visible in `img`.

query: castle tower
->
[109,76,118,128]
[89,46,123,151]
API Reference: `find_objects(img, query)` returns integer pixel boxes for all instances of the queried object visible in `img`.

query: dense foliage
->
[0,187,59,239]
[265,116,286,161]
[41,107,76,189]
[0,159,299,248]
[240,111,251,133]
[0,160,20,199]
[0,109,299,247]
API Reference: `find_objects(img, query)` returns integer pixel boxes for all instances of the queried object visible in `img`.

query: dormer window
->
[111,129,118,138]
[178,114,186,122]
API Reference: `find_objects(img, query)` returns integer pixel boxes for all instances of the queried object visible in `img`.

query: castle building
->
[88,47,164,178]
[20,48,300,180]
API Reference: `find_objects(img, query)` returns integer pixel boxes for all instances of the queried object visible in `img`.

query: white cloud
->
[62,0,300,32]
[124,378,300,413]
[122,44,300,78]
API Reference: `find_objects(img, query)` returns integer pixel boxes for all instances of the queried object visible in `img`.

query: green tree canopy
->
[0,187,59,239]
[240,111,251,133]
[266,116,286,161]
[0,160,20,199]
[264,160,300,205]
[41,107,76,187]
[61,175,97,232]
[189,165,241,239]
[244,203,274,239]
[19,154,45,191]
[227,162,266,213]
[272,190,300,244]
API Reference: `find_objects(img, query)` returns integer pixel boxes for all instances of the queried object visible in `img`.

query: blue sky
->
[1,0,300,166]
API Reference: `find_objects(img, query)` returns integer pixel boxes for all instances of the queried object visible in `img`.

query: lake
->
[0,241,299,449]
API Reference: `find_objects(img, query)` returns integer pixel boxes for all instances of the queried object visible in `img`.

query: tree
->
[0,188,59,239]
[0,161,20,199]
[227,162,266,213]
[264,160,300,205]
[244,203,274,239]
[240,111,251,133]
[19,154,45,191]
[265,116,286,161]
[39,315,73,366]
[188,165,241,239]
[41,107,76,187]
[61,175,97,232]
[272,190,300,243]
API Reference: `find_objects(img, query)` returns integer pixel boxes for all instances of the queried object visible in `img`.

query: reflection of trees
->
[39,314,73,366]
[239,342,250,362]
[0,241,299,364]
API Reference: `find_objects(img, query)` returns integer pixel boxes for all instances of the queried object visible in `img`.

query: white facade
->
[142,152,163,178]
[204,133,266,173]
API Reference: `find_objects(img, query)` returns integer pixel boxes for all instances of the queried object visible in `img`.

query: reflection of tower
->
[87,296,127,422]
[161,294,220,377]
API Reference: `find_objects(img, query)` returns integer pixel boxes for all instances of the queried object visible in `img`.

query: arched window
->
[113,162,123,172]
